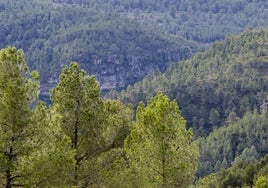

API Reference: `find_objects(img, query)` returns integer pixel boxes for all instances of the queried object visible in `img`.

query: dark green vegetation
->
[107,29,268,136]
[198,111,268,178]
[54,0,268,43]
[106,28,268,186]
[0,47,198,187]
[195,154,268,187]
[0,0,197,94]
[1,0,268,95]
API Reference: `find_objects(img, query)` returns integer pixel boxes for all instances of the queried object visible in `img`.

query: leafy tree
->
[255,175,268,188]
[124,92,199,187]
[0,47,39,187]
[20,102,75,186]
[102,99,133,149]
[0,47,75,187]
[51,62,114,186]
[82,99,133,187]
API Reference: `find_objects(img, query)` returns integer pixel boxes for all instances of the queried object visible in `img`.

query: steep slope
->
[0,0,197,95]
[53,0,268,43]
[106,29,268,135]
[198,111,268,177]
[196,154,268,187]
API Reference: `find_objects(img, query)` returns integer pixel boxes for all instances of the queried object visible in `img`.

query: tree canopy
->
[106,28,268,136]
[124,92,199,187]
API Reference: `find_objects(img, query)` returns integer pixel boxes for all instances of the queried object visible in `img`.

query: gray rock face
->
[41,46,193,96]
[89,47,192,91]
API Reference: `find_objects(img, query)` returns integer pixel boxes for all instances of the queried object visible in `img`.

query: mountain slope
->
[198,110,268,177]
[2,0,268,96]
[53,0,268,43]
[106,29,268,135]
[0,0,198,95]
[196,154,268,187]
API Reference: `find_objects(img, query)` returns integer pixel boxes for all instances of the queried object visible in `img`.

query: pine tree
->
[51,62,105,186]
[19,102,75,186]
[125,92,199,188]
[0,47,39,187]
[0,47,75,187]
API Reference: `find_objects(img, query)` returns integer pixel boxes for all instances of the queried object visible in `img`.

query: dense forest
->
[1,0,268,96]
[104,29,268,186]
[1,0,268,187]
[1,30,268,187]
[0,0,198,94]
[0,47,198,187]
[53,0,268,42]
[106,29,268,136]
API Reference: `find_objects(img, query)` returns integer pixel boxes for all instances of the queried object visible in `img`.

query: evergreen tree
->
[0,47,39,187]
[20,102,75,186]
[255,175,268,188]
[50,62,105,186]
[0,47,75,187]
[124,92,199,187]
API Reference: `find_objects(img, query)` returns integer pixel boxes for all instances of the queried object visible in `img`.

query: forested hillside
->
[1,0,268,186]
[0,47,198,187]
[105,28,268,186]
[0,0,197,95]
[1,45,268,187]
[195,154,268,187]
[1,0,268,96]
[106,29,268,136]
[53,0,268,43]
[198,111,268,177]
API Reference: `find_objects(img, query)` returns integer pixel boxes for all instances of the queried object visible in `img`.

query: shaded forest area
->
[1,0,268,95]
[53,0,268,43]
[1,0,268,187]
[0,0,198,93]
[107,29,268,136]
[0,47,198,187]
[1,30,268,187]
[105,29,268,186]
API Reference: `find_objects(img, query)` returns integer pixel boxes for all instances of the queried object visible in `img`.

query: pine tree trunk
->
[5,146,13,188]
[5,168,12,188]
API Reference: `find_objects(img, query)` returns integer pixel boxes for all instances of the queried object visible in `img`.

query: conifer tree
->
[0,47,39,187]
[51,62,105,186]
[20,102,75,186]
[125,92,199,188]
[0,47,74,187]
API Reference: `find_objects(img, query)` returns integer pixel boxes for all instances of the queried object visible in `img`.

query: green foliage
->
[0,47,74,187]
[20,102,75,186]
[196,154,268,188]
[107,28,268,136]
[198,111,268,178]
[102,100,133,148]
[50,62,134,186]
[50,62,105,186]
[255,175,268,188]
[0,47,38,187]
[124,92,199,187]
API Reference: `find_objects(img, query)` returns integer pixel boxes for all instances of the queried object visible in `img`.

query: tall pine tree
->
[125,92,199,188]
[0,47,39,187]
[51,62,105,186]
